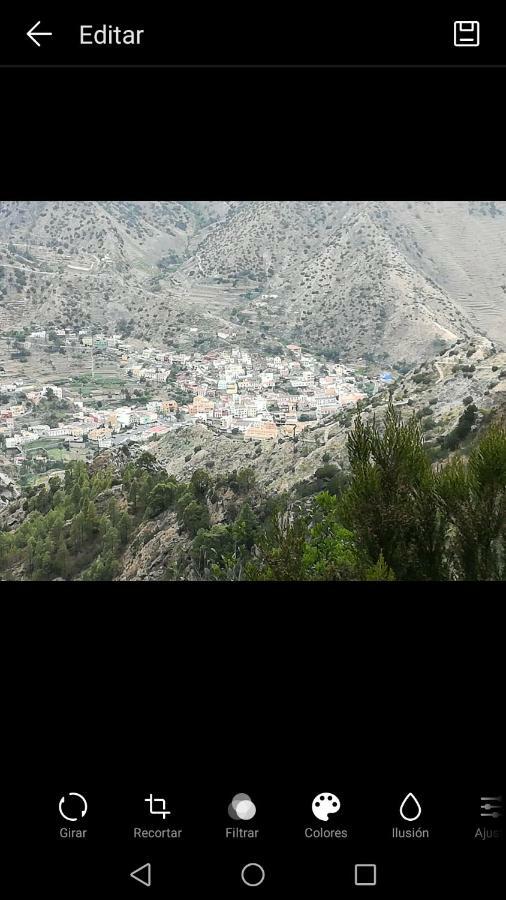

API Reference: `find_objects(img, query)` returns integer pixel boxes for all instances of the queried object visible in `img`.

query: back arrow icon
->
[27,21,53,47]
[130,863,151,887]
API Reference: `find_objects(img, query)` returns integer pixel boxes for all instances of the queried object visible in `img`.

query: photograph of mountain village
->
[0,201,505,581]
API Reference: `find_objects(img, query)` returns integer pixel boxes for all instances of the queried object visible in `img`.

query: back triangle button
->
[130,863,151,886]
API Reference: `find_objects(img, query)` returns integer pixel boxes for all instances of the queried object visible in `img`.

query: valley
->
[1,201,505,581]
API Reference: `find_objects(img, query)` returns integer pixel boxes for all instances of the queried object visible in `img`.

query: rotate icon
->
[59,792,88,821]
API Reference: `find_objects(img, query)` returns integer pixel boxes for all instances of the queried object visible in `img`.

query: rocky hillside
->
[0,455,19,509]
[2,371,505,582]
[178,200,506,357]
[149,337,506,494]
[1,201,505,364]
[0,201,237,263]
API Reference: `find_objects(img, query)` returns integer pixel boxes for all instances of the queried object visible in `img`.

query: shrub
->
[146,481,177,517]
[180,500,210,537]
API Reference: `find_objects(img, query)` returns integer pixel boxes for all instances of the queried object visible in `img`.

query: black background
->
[42,606,504,896]
[2,12,505,896]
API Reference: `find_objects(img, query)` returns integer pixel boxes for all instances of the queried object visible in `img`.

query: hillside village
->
[0,325,378,498]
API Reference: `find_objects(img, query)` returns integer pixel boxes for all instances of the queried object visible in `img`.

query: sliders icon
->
[480,796,503,818]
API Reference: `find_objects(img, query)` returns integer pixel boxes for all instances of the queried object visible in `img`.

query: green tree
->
[232,502,258,551]
[103,525,121,555]
[339,401,447,580]
[0,532,13,569]
[117,511,131,546]
[128,480,139,513]
[55,539,71,578]
[70,510,86,550]
[146,481,177,517]
[181,500,210,537]
[191,524,235,570]
[245,508,308,581]
[236,468,256,494]
[438,425,506,579]
[82,551,119,581]
[364,551,395,581]
[48,475,62,494]
[301,492,366,580]
[136,451,158,472]
[70,482,82,512]
[190,469,212,500]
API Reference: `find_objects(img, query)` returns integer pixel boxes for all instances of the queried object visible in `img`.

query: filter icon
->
[228,793,257,821]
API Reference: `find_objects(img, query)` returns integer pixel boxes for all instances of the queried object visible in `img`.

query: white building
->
[41,384,63,400]
[48,426,72,438]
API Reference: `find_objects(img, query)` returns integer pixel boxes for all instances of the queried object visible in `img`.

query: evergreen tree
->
[181,500,210,537]
[55,539,71,578]
[245,509,308,581]
[190,469,212,500]
[438,425,506,579]
[117,512,131,546]
[146,481,177,517]
[339,401,447,580]
[232,502,258,550]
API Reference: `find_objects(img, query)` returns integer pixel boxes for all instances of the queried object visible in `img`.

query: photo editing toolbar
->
[54,786,504,895]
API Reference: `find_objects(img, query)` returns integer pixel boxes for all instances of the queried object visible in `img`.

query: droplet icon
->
[399,792,422,821]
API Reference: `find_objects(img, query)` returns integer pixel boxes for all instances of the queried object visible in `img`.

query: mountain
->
[181,200,506,361]
[1,201,505,364]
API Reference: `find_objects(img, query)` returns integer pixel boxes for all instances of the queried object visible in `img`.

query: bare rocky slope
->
[1,201,505,364]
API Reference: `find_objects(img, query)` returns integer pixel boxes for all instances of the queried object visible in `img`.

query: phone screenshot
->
[1,10,504,897]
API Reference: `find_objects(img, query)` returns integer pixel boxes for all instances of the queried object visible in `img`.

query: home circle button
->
[241,863,266,887]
